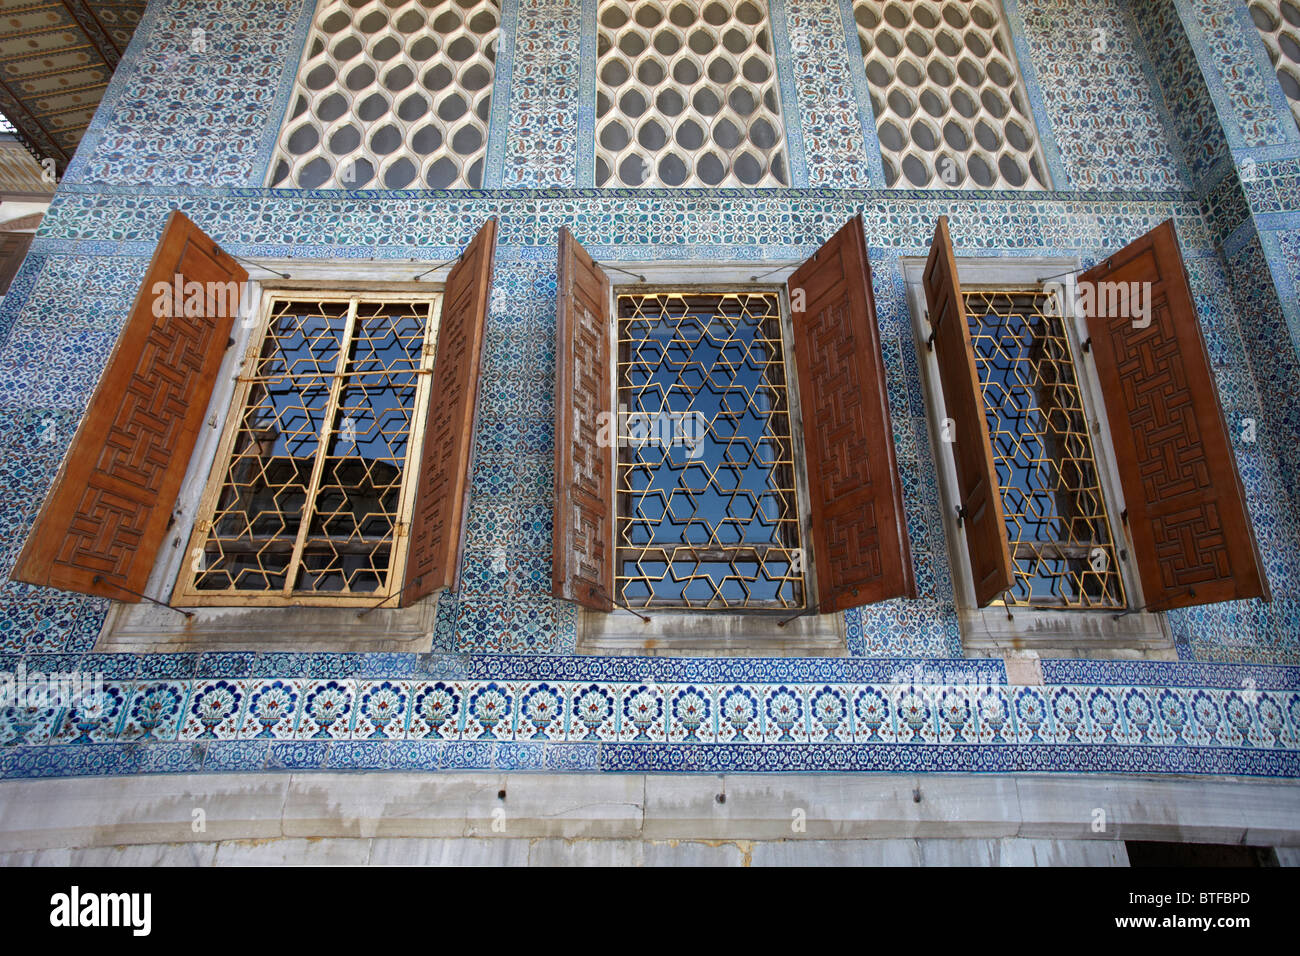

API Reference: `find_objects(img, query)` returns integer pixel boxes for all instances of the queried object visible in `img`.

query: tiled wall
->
[0,0,1298,780]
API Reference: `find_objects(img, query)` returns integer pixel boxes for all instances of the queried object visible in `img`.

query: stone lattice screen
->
[852,0,1048,189]
[596,0,790,187]
[268,0,500,189]
[1249,0,1300,132]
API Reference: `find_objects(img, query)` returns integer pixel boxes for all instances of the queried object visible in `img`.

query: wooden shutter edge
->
[12,210,246,599]
[445,215,496,597]
[552,226,614,612]
[400,217,497,605]
[854,218,916,606]
[922,216,1014,607]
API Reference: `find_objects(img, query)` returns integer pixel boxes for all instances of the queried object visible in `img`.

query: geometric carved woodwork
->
[788,214,915,612]
[402,217,497,605]
[1080,219,1269,610]
[552,226,614,611]
[11,210,247,600]
[923,215,1015,607]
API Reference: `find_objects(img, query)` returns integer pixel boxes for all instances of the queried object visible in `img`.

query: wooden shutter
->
[402,217,497,605]
[0,232,34,294]
[12,211,246,599]
[787,215,914,612]
[923,216,1014,606]
[1079,220,1268,610]
[552,227,614,611]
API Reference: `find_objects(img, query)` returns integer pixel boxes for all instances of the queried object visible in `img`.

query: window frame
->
[170,290,444,609]
[901,255,1175,657]
[95,265,460,654]
[576,258,846,656]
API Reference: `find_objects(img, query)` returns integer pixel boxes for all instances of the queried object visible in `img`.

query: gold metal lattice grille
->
[616,290,805,609]
[965,289,1124,608]
[175,295,440,606]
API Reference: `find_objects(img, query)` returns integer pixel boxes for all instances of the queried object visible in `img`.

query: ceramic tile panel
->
[0,0,1297,780]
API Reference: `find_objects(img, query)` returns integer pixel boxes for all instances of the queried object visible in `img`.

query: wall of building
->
[0,0,1297,782]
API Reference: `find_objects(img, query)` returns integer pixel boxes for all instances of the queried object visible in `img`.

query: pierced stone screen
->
[1249,0,1300,131]
[268,0,500,189]
[596,0,790,187]
[852,0,1048,189]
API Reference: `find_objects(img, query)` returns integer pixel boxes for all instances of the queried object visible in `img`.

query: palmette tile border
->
[3,0,1300,784]
[1,676,1298,779]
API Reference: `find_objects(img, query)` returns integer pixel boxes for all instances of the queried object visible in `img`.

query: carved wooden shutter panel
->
[552,227,614,611]
[788,215,914,612]
[12,211,247,599]
[923,216,1014,606]
[1080,220,1268,610]
[402,217,496,605]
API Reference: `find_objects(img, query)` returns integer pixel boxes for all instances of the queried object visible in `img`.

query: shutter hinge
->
[396,522,409,538]
[955,505,967,527]
[1120,508,1128,524]
[195,520,211,534]
[1081,337,1091,353]
[225,337,235,350]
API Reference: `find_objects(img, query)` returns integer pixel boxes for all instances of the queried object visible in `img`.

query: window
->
[553,219,915,651]
[964,287,1124,609]
[596,0,789,186]
[14,213,498,646]
[615,289,805,609]
[908,217,1268,653]
[172,294,441,607]
[268,0,501,189]
[1249,0,1300,131]
[851,0,1048,188]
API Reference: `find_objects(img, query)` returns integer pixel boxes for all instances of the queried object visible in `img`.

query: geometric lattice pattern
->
[268,0,500,188]
[965,290,1124,608]
[852,0,1048,188]
[615,291,805,608]
[596,0,790,186]
[176,296,438,605]
[1249,0,1300,132]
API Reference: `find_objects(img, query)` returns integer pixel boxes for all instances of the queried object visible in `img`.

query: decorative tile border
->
[2,0,1300,785]
[1,674,1296,778]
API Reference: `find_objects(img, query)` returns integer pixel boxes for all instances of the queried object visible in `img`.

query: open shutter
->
[552,227,614,611]
[1079,220,1268,610]
[402,217,496,605]
[923,216,1014,606]
[12,211,246,599]
[787,215,914,612]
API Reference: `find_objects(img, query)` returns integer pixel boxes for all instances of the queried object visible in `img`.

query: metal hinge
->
[195,520,211,534]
